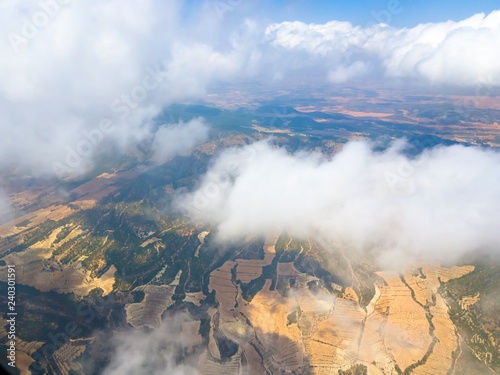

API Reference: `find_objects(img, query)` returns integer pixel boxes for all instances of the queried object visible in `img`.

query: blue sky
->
[195,0,500,27]
[280,0,499,27]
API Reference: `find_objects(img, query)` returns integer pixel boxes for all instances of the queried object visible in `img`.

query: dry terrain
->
[203,237,476,375]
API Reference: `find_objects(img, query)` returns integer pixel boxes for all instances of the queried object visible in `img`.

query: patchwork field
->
[204,244,477,375]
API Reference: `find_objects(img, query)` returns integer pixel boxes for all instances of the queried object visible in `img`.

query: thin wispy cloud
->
[0,190,11,222]
[151,118,209,164]
[104,314,201,375]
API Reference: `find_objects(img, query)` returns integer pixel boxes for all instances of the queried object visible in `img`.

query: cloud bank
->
[178,140,500,266]
[265,10,500,86]
[0,0,246,176]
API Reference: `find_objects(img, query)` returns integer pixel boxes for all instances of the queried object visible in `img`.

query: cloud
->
[265,10,500,86]
[177,140,500,267]
[0,0,246,177]
[104,313,201,375]
[1,2,499,178]
[328,61,371,83]
[151,118,209,164]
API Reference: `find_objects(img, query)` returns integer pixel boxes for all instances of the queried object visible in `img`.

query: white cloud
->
[178,140,500,267]
[265,10,500,86]
[0,0,246,177]
[151,118,209,164]
[265,20,367,56]
[104,314,200,375]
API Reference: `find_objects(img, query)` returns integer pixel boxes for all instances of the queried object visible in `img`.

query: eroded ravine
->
[400,273,438,374]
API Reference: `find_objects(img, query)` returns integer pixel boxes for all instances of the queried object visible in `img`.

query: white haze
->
[0,190,12,223]
[151,118,209,164]
[178,140,500,267]
[1,2,500,177]
[0,0,248,176]
[104,314,200,375]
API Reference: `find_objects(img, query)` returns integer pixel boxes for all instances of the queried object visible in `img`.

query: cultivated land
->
[205,241,476,375]
[0,99,498,374]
